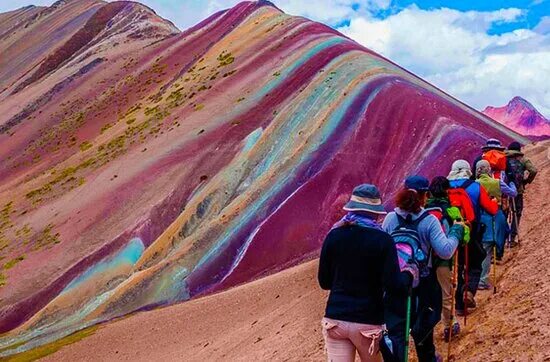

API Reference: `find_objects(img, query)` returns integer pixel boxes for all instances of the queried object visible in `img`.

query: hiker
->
[475,160,517,290]
[505,141,538,246]
[447,160,498,315]
[318,184,406,362]
[425,176,468,342]
[381,176,463,362]
[472,139,509,179]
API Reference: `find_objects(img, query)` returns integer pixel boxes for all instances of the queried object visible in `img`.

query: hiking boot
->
[443,322,461,341]
[465,291,477,309]
[478,282,492,290]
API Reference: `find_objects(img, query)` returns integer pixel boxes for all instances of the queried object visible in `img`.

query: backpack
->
[507,157,526,187]
[483,150,507,174]
[390,213,432,277]
[426,207,453,229]
[447,183,476,223]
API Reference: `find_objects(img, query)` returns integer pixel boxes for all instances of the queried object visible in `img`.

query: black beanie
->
[508,141,521,151]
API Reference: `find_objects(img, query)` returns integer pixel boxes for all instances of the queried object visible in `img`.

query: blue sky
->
[2,0,549,116]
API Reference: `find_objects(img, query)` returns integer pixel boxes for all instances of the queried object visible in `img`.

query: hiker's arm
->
[500,178,517,198]
[318,235,333,290]
[524,158,538,184]
[382,213,396,233]
[479,186,498,215]
[426,216,460,260]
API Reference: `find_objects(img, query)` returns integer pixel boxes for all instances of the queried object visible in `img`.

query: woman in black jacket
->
[318,184,408,362]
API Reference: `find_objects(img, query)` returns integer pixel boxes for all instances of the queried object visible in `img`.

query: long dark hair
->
[429,176,451,199]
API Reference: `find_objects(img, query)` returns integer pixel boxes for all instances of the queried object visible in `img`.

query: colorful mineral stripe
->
[0,0,526,355]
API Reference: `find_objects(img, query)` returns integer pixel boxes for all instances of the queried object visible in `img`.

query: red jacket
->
[478,184,498,215]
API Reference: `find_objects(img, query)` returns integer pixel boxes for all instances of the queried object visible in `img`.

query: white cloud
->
[339,6,550,117]
[271,0,391,24]
[430,52,550,115]
[535,16,550,34]
[134,0,393,30]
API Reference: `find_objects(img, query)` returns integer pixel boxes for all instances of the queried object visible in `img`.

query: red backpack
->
[483,150,507,174]
[447,188,476,224]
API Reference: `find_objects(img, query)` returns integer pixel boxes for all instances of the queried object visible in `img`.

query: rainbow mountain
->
[0,0,524,356]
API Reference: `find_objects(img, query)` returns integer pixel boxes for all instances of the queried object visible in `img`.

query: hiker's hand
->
[449,223,464,241]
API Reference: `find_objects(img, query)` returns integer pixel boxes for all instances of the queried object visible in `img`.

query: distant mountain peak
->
[483,96,550,139]
[509,96,537,111]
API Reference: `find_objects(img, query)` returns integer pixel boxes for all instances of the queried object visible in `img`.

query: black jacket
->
[318,224,404,325]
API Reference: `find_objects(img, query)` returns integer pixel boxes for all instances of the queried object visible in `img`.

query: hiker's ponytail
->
[396,189,425,213]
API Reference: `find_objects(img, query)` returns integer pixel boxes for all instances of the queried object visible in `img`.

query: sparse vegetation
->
[100,123,113,134]
[223,70,237,78]
[33,224,61,250]
[79,141,92,152]
[217,51,235,67]
[3,255,25,270]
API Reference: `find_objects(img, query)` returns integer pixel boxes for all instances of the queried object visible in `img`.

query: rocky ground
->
[45,141,549,361]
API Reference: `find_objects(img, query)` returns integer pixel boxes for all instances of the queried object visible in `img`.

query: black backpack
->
[390,213,431,277]
[507,157,526,187]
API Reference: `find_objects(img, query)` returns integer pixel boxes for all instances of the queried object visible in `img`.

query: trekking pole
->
[463,243,469,326]
[404,285,412,362]
[511,198,521,246]
[506,197,514,249]
[447,251,459,361]
[493,246,497,294]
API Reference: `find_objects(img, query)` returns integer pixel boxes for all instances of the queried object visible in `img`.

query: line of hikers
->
[318,139,538,362]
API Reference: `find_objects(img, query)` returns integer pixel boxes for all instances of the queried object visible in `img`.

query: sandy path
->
[44,260,327,362]
[46,141,549,361]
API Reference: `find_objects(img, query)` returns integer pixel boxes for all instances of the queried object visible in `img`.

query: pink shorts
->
[321,317,383,362]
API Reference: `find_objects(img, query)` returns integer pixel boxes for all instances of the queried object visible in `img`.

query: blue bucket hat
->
[405,175,430,192]
[343,184,387,215]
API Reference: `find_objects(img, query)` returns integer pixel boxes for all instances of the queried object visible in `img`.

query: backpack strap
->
[396,211,431,228]
[395,213,409,227]
[412,211,432,227]
[424,207,443,213]
[459,179,475,190]
[426,206,454,228]
[457,179,480,218]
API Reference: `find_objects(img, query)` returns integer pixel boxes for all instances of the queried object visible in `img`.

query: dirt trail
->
[46,142,549,361]
[44,260,327,362]
[446,141,550,361]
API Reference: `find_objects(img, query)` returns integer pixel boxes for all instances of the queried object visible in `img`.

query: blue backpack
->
[390,213,431,277]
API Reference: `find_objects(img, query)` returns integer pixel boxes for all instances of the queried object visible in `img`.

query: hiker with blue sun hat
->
[318,184,410,362]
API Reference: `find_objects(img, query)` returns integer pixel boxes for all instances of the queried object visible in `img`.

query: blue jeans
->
[480,243,494,287]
